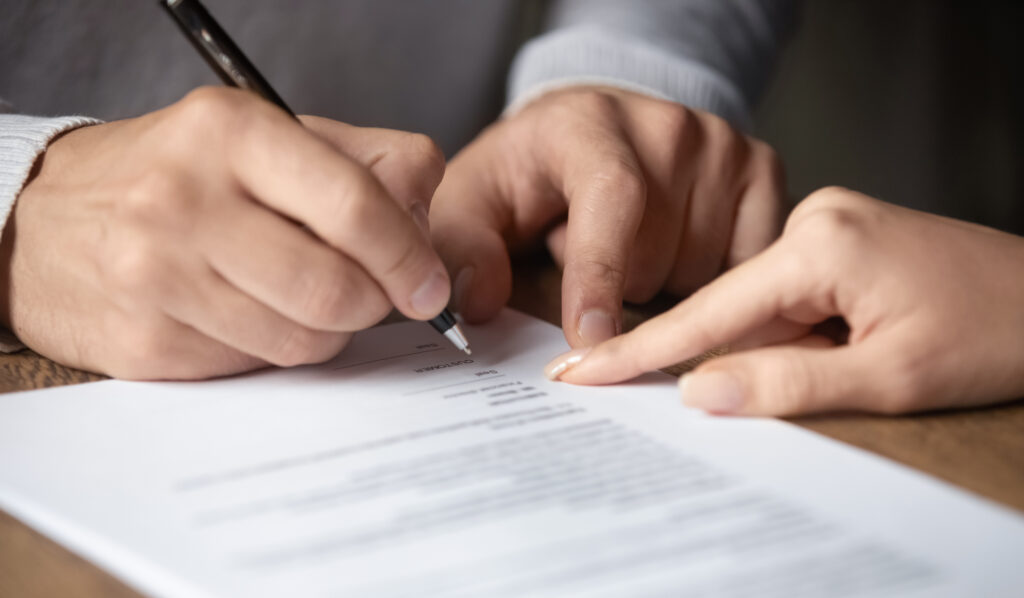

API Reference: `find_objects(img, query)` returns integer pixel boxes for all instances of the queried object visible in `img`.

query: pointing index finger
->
[554,241,811,384]
[556,125,647,348]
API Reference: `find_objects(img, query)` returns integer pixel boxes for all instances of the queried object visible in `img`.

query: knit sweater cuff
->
[0,114,101,236]
[507,27,752,130]
[0,114,101,353]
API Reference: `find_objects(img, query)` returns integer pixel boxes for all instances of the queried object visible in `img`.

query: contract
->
[1,309,1022,597]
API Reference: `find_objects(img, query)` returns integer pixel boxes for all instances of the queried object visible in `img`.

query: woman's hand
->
[545,188,1024,416]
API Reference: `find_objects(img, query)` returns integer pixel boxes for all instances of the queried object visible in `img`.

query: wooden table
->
[2,255,1023,598]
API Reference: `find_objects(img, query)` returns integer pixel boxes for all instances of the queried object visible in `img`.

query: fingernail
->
[410,271,450,317]
[577,310,617,346]
[544,348,591,381]
[453,267,475,314]
[410,202,430,238]
[679,372,745,413]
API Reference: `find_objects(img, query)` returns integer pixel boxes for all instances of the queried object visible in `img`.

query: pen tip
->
[442,324,471,355]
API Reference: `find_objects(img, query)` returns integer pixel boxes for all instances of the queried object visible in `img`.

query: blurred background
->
[3,1,1020,234]
[754,0,1024,234]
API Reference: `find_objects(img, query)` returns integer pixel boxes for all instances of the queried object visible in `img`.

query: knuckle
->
[654,103,694,141]
[106,238,165,298]
[567,255,627,293]
[541,90,618,131]
[401,133,446,173]
[566,90,619,118]
[165,87,265,161]
[122,169,193,224]
[397,133,446,197]
[591,159,646,203]
[788,197,869,253]
[178,86,247,127]
[701,111,738,146]
[792,186,859,220]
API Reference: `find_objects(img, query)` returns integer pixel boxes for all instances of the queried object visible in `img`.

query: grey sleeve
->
[507,0,799,130]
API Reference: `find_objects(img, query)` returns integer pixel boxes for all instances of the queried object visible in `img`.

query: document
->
[1,309,1022,597]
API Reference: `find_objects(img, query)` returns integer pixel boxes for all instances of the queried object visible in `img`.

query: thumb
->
[677,341,882,417]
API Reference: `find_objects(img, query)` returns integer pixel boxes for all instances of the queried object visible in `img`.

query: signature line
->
[332,347,444,371]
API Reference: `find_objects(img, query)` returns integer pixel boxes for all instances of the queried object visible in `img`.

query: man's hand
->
[430,87,784,347]
[546,188,1024,416]
[1,87,450,379]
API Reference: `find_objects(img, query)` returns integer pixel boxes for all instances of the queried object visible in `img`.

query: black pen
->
[160,0,471,355]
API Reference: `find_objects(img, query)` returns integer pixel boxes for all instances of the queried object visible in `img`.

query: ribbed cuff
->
[507,27,752,130]
[0,115,102,241]
[0,114,101,353]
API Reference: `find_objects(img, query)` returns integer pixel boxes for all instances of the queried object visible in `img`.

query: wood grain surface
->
[2,253,1022,598]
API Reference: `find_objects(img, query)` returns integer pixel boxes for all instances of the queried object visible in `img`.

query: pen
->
[160,0,471,355]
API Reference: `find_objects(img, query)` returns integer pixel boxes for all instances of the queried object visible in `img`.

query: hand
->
[544,188,1024,416]
[430,86,784,347]
[1,87,449,379]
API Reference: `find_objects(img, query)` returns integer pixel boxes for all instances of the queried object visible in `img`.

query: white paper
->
[1,309,1022,597]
